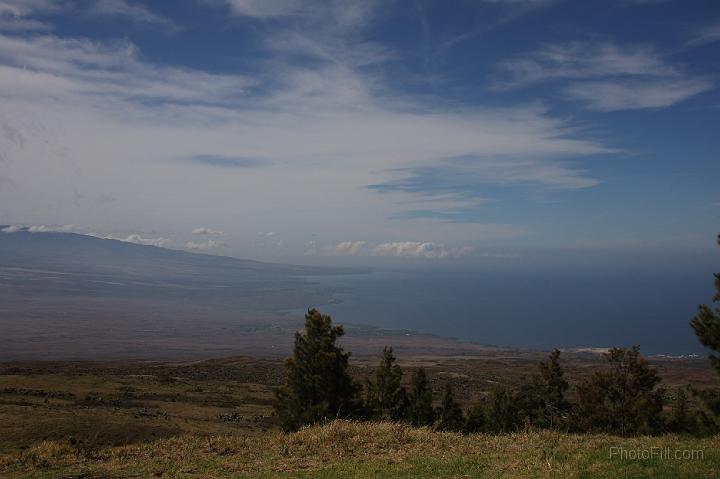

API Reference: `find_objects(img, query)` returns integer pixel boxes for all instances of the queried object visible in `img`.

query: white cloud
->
[497,42,712,110]
[0,0,58,18]
[566,78,713,112]
[304,240,471,258]
[1,224,74,233]
[333,240,367,255]
[121,233,170,247]
[217,0,301,18]
[192,227,223,235]
[0,0,174,31]
[688,23,720,46]
[218,0,380,27]
[0,0,56,32]
[0,34,254,105]
[0,16,51,32]
[27,224,74,233]
[497,42,676,88]
[372,242,473,259]
[0,11,611,257]
[89,232,171,247]
[88,0,177,29]
[185,239,226,250]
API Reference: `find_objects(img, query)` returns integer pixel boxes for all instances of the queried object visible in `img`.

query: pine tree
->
[436,383,465,431]
[374,346,405,420]
[690,234,720,427]
[537,349,570,428]
[274,308,359,431]
[668,387,692,434]
[407,368,434,427]
[574,346,664,436]
[463,403,486,433]
[484,385,521,433]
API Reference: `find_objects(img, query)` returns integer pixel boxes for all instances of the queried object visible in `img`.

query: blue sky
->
[0,0,718,264]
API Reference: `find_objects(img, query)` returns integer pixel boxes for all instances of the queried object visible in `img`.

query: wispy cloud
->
[90,232,172,247]
[688,22,720,46]
[372,241,473,259]
[0,3,629,253]
[186,155,267,168]
[372,152,599,194]
[0,0,175,32]
[0,28,606,239]
[185,239,226,250]
[0,34,253,105]
[0,0,58,17]
[88,0,178,30]
[192,227,224,235]
[304,239,473,259]
[333,240,367,255]
[496,41,712,110]
[566,78,712,111]
[212,0,303,18]
[1,224,74,233]
[0,0,57,32]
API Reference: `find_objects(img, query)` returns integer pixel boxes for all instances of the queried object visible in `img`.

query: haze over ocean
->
[303,264,715,356]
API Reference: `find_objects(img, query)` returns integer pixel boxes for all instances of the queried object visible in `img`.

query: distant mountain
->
[0,228,361,313]
[0,228,365,359]
[0,228,354,277]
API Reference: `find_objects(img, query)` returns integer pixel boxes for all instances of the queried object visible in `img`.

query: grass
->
[1,357,717,478]
[1,420,718,478]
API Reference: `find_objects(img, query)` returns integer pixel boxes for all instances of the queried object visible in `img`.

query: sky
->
[0,0,719,266]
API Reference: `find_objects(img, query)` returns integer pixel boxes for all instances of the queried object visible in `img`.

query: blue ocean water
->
[301,268,714,355]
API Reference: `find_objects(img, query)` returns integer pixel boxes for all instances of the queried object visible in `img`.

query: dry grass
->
[1,420,718,478]
[1,358,717,478]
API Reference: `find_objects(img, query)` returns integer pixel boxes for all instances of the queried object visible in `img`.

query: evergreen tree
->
[690,234,720,428]
[436,383,465,431]
[574,346,664,436]
[407,368,435,427]
[484,385,522,433]
[492,349,570,430]
[374,346,406,420]
[514,376,548,428]
[463,403,486,434]
[359,377,379,421]
[537,349,570,428]
[274,308,359,431]
[668,387,693,434]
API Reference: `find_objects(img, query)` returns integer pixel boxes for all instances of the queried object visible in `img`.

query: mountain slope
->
[0,229,358,359]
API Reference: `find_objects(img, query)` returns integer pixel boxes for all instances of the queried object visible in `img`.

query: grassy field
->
[0,355,716,478]
[1,420,718,478]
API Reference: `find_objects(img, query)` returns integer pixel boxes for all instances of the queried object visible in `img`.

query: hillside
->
[3,420,718,479]
[0,229,358,360]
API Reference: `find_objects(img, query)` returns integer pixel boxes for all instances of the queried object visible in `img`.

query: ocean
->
[300,268,714,355]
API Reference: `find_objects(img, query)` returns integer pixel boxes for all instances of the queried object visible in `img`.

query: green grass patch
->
[1,421,717,478]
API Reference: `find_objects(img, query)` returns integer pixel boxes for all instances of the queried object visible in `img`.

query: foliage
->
[537,349,571,428]
[667,387,697,434]
[463,403,486,433]
[407,368,435,427]
[274,309,359,431]
[373,346,407,421]
[484,385,523,433]
[690,234,720,429]
[574,346,664,436]
[436,383,465,431]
